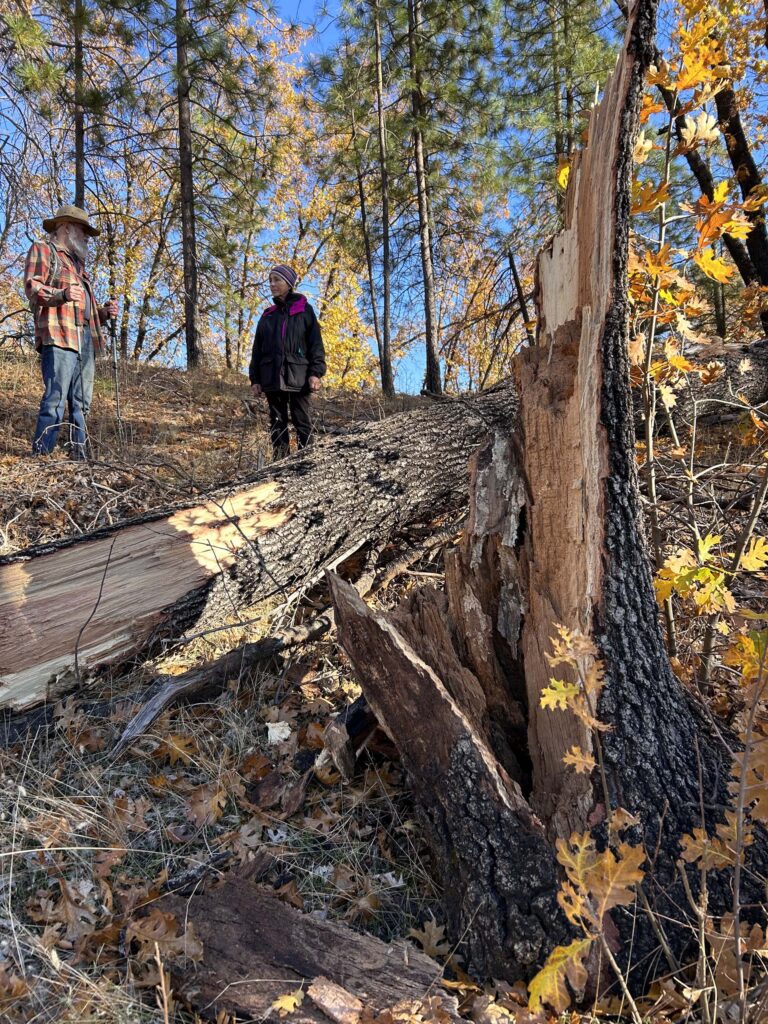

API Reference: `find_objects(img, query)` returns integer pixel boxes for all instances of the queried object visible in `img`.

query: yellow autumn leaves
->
[654,532,768,614]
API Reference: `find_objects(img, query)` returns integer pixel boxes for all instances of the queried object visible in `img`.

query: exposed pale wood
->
[326,0,768,991]
[328,573,570,982]
[511,0,768,984]
[514,3,654,838]
[0,383,516,711]
[0,483,287,712]
[160,879,458,1021]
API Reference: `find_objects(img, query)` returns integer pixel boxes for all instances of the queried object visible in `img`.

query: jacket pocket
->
[283,354,308,390]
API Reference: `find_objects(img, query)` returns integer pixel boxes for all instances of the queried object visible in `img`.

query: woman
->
[249,264,326,459]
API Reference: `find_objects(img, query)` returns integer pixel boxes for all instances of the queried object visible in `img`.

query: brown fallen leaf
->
[110,795,152,834]
[408,917,451,958]
[27,879,98,943]
[125,908,203,963]
[279,770,313,819]
[241,751,273,780]
[0,964,30,1015]
[154,733,200,766]
[247,771,286,810]
[186,782,228,827]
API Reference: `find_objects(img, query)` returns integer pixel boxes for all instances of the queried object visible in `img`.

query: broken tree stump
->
[0,383,516,711]
[328,572,571,983]
[330,0,768,995]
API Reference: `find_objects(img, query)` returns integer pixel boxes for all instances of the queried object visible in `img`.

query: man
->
[249,264,326,459]
[26,204,118,458]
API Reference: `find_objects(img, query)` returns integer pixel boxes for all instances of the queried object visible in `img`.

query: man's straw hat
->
[42,204,100,237]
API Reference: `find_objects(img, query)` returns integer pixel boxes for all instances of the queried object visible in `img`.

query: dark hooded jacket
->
[249,292,326,393]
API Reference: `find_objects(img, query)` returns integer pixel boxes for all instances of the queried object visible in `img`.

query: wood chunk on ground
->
[160,878,458,1022]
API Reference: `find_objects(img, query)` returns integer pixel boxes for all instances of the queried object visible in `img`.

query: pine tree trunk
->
[0,384,516,712]
[351,116,385,388]
[407,0,441,395]
[73,0,85,207]
[374,0,395,398]
[176,0,201,368]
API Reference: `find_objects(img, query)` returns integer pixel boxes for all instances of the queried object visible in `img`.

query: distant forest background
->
[0,0,766,393]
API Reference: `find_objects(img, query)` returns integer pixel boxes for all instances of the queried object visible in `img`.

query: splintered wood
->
[0,482,288,709]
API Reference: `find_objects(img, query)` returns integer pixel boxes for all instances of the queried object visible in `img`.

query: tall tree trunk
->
[73,0,85,207]
[175,0,201,368]
[549,0,565,216]
[118,165,133,359]
[715,84,768,304]
[133,193,174,360]
[655,75,768,334]
[236,205,257,372]
[374,0,395,397]
[563,0,575,154]
[407,0,441,394]
[224,257,233,369]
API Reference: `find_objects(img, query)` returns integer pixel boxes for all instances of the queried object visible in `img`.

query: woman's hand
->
[308,376,321,392]
[251,382,263,396]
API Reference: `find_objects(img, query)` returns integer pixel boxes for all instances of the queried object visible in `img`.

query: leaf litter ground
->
[2,351,768,1022]
[0,353,444,1023]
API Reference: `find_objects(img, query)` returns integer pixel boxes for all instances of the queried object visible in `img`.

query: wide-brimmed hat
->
[42,204,100,237]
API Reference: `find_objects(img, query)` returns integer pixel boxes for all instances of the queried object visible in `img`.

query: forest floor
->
[1,349,767,1023]
[0,352,444,1024]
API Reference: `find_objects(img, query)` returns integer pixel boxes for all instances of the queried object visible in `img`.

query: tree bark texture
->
[632,339,768,432]
[73,0,85,208]
[160,880,458,1022]
[328,435,573,983]
[176,0,201,368]
[374,0,395,398]
[0,384,516,711]
[331,0,768,992]
[715,85,768,289]
[407,0,441,395]
[655,73,763,317]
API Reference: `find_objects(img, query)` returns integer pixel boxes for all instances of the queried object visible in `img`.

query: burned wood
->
[322,694,379,782]
[328,573,571,982]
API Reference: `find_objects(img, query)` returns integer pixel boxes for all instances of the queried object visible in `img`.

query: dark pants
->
[266,389,314,459]
[32,330,95,459]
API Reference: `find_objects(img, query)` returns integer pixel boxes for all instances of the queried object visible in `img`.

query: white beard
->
[60,226,89,263]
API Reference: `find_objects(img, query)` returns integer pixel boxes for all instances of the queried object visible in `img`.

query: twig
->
[699,460,768,684]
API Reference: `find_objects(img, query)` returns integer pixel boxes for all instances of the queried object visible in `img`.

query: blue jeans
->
[32,330,95,459]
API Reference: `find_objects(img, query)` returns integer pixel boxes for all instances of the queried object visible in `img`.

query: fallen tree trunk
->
[632,339,768,432]
[160,880,458,1022]
[330,0,768,997]
[0,385,516,711]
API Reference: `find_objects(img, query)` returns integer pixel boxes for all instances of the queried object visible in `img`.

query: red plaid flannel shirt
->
[25,241,107,353]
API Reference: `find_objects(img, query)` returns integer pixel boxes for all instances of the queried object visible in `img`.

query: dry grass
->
[0,350,420,554]
[0,351,436,1022]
